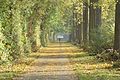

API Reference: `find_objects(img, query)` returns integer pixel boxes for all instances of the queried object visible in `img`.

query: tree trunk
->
[83,0,89,46]
[71,3,76,43]
[114,0,120,52]
[89,0,101,41]
[89,0,95,41]
[78,23,83,45]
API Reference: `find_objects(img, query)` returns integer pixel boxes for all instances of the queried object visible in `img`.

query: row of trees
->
[0,0,120,64]
[0,0,42,63]
[71,0,119,55]
[0,0,73,64]
[0,0,52,63]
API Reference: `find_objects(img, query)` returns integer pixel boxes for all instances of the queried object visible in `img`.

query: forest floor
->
[1,43,120,80]
[70,48,120,80]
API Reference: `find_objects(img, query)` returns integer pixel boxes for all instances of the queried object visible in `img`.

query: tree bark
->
[71,3,76,43]
[89,0,101,41]
[89,0,95,41]
[78,23,83,45]
[83,0,89,46]
[114,0,120,52]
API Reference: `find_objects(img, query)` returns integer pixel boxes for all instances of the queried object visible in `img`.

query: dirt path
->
[13,43,79,80]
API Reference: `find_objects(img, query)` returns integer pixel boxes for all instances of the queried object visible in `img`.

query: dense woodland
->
[0,0,120,71]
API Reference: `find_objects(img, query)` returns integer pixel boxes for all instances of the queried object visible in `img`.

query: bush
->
[88,25,114,55]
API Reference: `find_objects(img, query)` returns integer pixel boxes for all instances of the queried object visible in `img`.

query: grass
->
[0,57,35,80]
[0,72,17,80]
[71,51,120,80]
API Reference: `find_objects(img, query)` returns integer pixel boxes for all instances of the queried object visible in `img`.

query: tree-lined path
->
[13,43,79,80]
[1,0,120,80]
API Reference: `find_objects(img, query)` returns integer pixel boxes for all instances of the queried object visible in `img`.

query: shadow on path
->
[13,43,79,80]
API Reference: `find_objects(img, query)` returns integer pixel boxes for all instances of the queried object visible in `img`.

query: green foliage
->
[87,0,115,54]
[0,0,116,65]
[0,0,38,63]
[0,72,16,80]
[88,25,114,54]
[0,0,73,63]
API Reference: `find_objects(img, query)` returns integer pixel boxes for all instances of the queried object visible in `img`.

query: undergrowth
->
[71,51,120,80]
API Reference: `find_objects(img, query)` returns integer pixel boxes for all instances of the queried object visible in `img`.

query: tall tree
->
[83,0,89,46]
[71,3,77,43]
[114,0,120,52]
[89,0,102,41]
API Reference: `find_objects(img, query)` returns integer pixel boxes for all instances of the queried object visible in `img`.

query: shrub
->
[88,25,114,55]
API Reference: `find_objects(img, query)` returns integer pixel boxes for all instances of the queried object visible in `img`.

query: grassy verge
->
[71,51,120,80]
[0,57,35,80]
[0,72,17,80]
